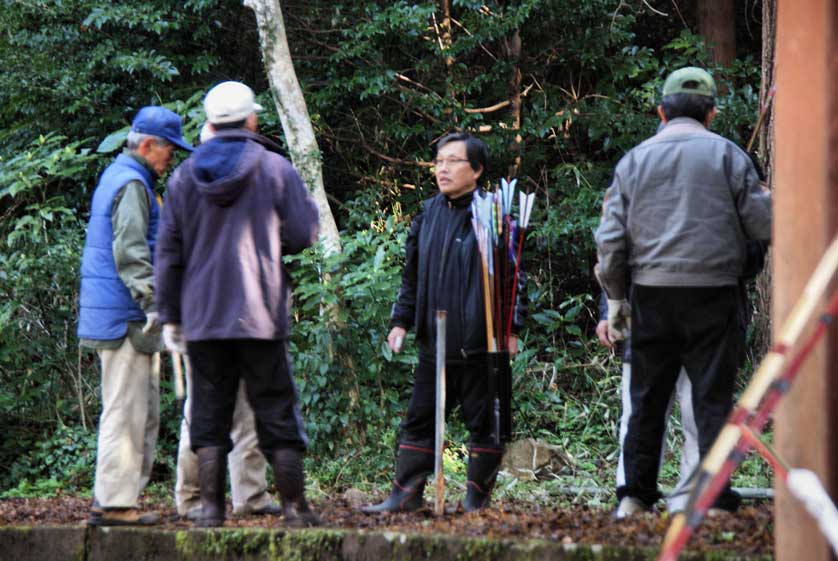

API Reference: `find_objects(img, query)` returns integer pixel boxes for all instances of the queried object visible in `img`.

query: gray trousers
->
[616,363,699,512]
[94,340,159,508]
[175,359,274,516]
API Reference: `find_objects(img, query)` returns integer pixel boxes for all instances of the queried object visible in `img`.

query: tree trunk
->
[696,0,736,66]
[749,0,776,362]
[502,25,522,178]
[244,0,341,254]
[759,0,776,176]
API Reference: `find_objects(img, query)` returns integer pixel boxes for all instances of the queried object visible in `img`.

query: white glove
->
[142,311,161,335]
[606,299,631,343]
[163,323,187,353]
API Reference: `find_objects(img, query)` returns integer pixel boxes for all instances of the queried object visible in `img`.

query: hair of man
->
[660,92,716,123]
[126,131,171,151]
[211,119,248,131]
[435,133,489,182]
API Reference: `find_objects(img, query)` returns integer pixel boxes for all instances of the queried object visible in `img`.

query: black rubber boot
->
[360,442,434,514]
[463,445,503,512]
[710,485,742,514]
[271,448,321,527]
[195,446,227,527]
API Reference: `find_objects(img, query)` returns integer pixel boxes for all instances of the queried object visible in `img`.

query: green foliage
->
[285,212,415,483]
[0,0,263,148]
[0,425,96,497]
[0,135,98,490]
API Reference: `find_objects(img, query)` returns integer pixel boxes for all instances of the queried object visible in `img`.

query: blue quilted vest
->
[77,154,160,340]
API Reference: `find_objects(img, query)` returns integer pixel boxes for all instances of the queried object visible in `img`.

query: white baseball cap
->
[203,81,264,124]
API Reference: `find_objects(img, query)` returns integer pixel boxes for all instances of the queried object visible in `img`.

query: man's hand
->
[595,320,613,349]
[388,326,407,353]
[606,299,631,343]
[163,323,187,353]
[142,311,161,335]
[507,335,519,356]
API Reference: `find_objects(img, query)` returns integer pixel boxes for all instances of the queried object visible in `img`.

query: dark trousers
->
[187,339,308,454]
[618,285,741,505]
[399,350,498,449]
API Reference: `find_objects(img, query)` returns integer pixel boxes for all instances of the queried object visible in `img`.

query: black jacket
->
[390,191,526,359]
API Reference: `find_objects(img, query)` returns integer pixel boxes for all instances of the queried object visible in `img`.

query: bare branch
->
[362,145,434,168]
[641,0,668,16]
[463,83,534,114]
[449,17,498,61]
[395,73,444,99]
[670,0,689,29]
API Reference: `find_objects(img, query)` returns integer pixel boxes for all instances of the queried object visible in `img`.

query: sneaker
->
[614,496,649,519]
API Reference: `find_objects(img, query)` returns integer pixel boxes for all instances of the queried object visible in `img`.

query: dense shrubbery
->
[0,1,771,496]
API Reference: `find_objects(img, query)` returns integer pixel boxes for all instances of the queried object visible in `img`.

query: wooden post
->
[774,1,838,560]
[434,310,447,516]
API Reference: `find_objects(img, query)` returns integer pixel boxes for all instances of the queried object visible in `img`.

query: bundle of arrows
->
[470,178,535,443]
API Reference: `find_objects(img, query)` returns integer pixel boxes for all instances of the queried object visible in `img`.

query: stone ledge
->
[0,526,772,561]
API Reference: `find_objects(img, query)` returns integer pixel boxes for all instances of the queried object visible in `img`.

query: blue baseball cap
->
[131,106,194,152]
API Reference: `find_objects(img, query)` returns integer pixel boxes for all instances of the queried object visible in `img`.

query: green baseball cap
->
[662,67,716,98]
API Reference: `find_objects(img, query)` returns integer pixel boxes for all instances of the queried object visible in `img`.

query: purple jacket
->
[155,129,319,341]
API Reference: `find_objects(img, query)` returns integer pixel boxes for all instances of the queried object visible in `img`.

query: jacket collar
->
[119,150,158,182]
[210,128,285,156]
[662,117,707,133]
[444,188,477,208]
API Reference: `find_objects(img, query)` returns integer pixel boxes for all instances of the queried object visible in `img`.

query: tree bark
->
[244,0,341,254]
[696,0,736,66]
[759,0,776,178]
[502,24,522,178]
[750,0,776,362]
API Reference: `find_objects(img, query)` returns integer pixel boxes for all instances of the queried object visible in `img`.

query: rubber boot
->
[709,485,742,515]
[270,448,321,527]
[195,446,227,527]
[463,446,503,512]
[360,442,434,514]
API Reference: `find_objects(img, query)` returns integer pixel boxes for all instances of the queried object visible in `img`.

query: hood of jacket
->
[189,129,285,206]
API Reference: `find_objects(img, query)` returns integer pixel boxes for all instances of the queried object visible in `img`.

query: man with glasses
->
[361,133,526,514]
[78,106,193,526]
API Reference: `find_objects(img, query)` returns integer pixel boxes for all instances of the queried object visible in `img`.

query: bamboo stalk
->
[479,232,497,353]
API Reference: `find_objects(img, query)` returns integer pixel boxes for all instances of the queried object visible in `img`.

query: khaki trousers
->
[175,359,273,516]
[94,340,160,508]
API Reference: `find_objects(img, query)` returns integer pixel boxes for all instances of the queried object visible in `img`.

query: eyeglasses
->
[432,158,469,168]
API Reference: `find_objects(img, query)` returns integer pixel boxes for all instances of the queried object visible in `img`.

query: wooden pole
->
[434,310,447,516]
[774,1,838,559]
[172,352,186,406]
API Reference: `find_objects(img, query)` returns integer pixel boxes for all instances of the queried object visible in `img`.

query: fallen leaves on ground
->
[0,496,772,556]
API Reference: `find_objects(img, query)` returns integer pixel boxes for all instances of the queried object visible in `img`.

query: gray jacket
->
[595,117,772,300]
